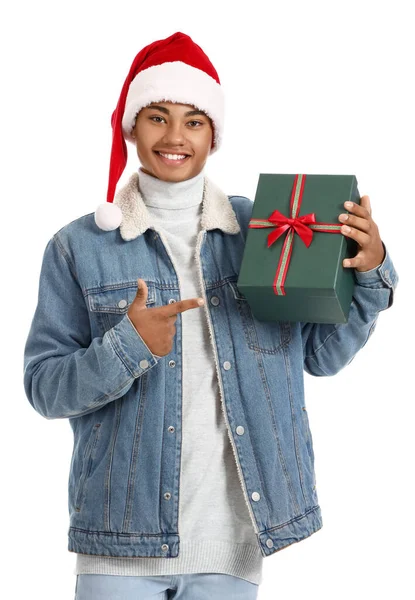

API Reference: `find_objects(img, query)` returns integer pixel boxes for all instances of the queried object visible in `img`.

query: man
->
[23,31,398,600]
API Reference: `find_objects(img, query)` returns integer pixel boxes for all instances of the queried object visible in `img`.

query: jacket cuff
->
[107,313,159,378]
[353,241,397,287]
[353,241,398,308]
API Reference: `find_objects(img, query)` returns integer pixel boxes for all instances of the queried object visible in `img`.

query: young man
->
[23,32,398,600]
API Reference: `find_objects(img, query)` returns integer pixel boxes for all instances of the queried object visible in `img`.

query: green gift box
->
[237,173,361,324]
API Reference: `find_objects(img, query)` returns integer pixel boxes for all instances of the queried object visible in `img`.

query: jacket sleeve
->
[23,234,159,420]
[301,241,398,376]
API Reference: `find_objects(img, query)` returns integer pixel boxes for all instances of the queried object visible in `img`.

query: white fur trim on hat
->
[122,61,224,153]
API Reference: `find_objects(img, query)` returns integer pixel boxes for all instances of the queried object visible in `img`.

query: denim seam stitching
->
[53,233,80,284]
[264,504,321,534]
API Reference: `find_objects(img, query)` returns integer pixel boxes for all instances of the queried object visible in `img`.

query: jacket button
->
[164,492,171,500]
[210,296,220,306]
[168,426,175,433]
[266,539,274,548]
[139,359,149,369]
[252,492,260,501]
[118,299,128,308]
[169,360,176,368]
[236,426,245,435]
[223,361,231,370]
[168,299,176,304]
[161,544,169,551]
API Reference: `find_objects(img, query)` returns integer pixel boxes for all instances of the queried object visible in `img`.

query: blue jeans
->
[75,573,259,599]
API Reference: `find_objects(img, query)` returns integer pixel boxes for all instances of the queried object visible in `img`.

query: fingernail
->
[197,298,204,305]
[345,201,353,208]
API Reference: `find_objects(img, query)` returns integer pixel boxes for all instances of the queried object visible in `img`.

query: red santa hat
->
[95,31,225,231]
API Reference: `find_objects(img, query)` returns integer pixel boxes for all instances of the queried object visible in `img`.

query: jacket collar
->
[113,172,240,241]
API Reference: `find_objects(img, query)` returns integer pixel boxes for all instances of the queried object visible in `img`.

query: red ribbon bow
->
[265,210,316,248]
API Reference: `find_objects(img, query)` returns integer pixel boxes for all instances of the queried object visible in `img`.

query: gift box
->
[236,173,361,324]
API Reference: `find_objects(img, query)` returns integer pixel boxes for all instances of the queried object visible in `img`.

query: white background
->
[2,0,413,598]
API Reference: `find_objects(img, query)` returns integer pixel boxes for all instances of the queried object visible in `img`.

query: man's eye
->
[149,116,203,127]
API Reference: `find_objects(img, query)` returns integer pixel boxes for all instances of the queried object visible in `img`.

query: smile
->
[154,151,191,166]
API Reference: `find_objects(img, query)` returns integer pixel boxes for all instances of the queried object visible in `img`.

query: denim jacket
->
[23,173,398,559]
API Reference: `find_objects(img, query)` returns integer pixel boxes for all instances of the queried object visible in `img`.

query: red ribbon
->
[264,209,316,248]
[248,174,343,296]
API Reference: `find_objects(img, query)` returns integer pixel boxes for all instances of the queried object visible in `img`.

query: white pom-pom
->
[94,202,123,231]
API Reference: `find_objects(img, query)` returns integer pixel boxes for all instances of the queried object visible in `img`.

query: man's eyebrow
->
[144,104,207,118]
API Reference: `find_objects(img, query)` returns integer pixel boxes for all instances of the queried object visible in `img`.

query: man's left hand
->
[338,195,385,272]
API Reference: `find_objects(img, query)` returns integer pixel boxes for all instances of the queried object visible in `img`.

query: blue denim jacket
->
[23,173,398,559]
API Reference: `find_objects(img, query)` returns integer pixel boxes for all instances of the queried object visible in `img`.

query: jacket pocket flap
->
[227,279,247,301]
[87,282,156,313]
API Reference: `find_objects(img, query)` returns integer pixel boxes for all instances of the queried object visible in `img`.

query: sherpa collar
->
[113,172,241,241]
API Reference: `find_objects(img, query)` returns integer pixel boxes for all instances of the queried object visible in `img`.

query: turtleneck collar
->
[113,172,241,241]
[137,167,205,209]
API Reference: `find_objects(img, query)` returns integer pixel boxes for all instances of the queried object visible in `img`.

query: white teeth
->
[158,152,188,160]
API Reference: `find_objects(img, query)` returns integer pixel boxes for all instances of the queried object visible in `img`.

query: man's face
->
[132,101,213,182]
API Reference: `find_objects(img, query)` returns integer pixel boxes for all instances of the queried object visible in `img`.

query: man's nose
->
[161,122,186,145]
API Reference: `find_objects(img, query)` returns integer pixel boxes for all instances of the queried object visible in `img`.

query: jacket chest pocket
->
[87,281,156,334]
[227,280,291,354]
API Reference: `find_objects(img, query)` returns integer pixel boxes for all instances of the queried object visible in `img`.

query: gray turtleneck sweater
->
[75,168,264,585]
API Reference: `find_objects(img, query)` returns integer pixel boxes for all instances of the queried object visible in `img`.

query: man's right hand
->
[127,278,205,357]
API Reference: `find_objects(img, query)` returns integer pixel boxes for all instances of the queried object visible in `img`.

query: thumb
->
[360,194,372,216]
[133,278,148,309]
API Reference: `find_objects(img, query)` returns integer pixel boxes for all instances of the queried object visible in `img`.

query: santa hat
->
[94,31,225,231]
